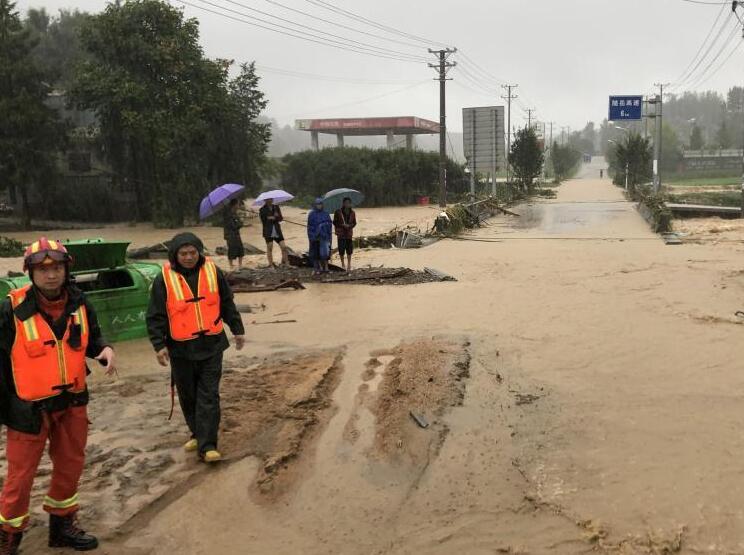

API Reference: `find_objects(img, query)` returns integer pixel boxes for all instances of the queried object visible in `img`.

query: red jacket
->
[333,208,357,239]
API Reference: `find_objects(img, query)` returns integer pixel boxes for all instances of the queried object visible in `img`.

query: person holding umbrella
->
[333,197,357,272]
[259,198,289,268]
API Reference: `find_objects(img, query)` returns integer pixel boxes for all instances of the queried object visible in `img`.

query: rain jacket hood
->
[307,201,332,242]
[168,233,205,271]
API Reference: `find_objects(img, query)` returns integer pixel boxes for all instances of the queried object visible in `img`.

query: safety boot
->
[0,529,22,555]
[48,513,98,551]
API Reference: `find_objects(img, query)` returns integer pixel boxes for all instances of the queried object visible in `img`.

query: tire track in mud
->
[12,351,346,553]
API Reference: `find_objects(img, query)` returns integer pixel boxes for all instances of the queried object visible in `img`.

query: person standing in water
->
[333,197,357,272]
[259,198,289,268]
[307,198,333,276]
[223,199,245,269]
[146,233,245,464]
[0,238,116,553]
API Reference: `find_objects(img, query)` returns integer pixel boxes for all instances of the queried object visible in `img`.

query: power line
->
[208,0,429,61]
[671,0,728,86]
[255,64,420,85]
[684,21,741,89]
[172,0,427,63]
[258,0,425,49]
[678,0,730,4]
[672,14,738,90]
[271,80,430,119]
[690,38,744,88]
[303,0,448,47]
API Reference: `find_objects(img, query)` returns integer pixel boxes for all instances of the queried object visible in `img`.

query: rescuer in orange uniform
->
[0,238,116,554]
[146,233,244,463]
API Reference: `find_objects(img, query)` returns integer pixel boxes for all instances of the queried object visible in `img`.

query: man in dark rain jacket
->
[0,238,116,554]
[146,233,245,463]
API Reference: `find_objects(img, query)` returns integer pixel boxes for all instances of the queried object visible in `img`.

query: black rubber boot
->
[0,529,22,555]
[48,513,98,551]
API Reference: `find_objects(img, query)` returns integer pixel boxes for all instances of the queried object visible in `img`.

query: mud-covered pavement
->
[10,159,744,553]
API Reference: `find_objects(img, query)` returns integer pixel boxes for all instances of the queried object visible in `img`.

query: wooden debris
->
[424,267,457,282]
[251,319,298,325]
[231,280,305,293]
[409,411,430,429]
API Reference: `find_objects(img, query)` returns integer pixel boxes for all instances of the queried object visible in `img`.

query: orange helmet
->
[23,238,72,272]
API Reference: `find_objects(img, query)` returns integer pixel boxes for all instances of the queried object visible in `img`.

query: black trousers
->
[171,353,223,453]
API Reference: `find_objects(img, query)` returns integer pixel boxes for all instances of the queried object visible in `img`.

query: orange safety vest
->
[162,258,224,342]
[8,286,89,402]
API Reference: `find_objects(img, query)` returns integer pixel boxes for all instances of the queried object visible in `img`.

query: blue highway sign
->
[609,95,643,121]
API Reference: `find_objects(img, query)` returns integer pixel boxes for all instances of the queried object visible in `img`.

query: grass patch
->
[668,191,741,207]
[665,176,740,188]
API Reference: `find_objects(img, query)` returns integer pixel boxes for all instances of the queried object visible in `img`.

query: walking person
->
[259,198,289,268]
[333,197,357,272]
[0,238,116,554]
[307,198,333,276]
[223,199,245,270]
[146,233,245,464]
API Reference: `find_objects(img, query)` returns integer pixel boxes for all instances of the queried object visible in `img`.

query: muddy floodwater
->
[7,160,744,553]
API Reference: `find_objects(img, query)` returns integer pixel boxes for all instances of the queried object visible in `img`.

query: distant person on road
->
[600,169,604,179]
[223,199,245,270]
[333,197,357,272]
[259,198,289,268]
[307,198,333,276]
[146,232,245,464]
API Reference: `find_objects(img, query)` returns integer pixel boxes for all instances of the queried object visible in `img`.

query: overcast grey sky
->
[14,0,743,132]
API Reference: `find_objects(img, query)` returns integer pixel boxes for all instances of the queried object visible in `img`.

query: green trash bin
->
[0,239,162,343]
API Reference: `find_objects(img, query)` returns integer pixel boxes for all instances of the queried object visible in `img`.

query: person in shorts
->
[333,197,357,272]
[259,198,289,268]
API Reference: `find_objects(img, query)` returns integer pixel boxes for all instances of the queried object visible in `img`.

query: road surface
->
[62,161,744,553]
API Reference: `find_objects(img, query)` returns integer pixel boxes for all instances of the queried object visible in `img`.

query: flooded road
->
[15,161,744,554]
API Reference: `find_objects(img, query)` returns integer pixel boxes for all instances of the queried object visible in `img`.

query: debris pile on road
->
[126,241,171,259]
[226,264,456,290]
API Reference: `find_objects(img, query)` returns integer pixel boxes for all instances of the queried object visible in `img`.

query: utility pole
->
[733,1,744,217]
[525,108,536,130]
[547,121,555,148]
[501,84,518,183]
[652,82,670,192]
[429,48,457,208]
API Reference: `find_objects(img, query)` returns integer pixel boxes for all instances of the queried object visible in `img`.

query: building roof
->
[295,116,440,136]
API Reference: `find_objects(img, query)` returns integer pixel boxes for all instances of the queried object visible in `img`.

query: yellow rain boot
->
[202,450,222,463]
[183,438,198,452]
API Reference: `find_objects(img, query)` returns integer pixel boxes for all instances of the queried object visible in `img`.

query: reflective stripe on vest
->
[8,286,89,402]
[162,259,223,342]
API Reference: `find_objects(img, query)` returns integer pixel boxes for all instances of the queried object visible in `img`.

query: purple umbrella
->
[199,183,245,220]
[252,189,294,207]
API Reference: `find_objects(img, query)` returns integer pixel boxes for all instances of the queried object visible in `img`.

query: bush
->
[280,147,466,207]
[0,237,24,257]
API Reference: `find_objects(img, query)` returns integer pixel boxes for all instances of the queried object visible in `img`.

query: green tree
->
[25,8,89,89]
[281,147,465,206]
[71,0,269,226]
[609,134,652,191]
[660,123,682,173]
[689,124,704,150]
[509,128,544,191]
[551,142,581,182]
[716,118,733,149]
[0,0,65,228]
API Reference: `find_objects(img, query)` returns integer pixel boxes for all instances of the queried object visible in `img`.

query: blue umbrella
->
[199,183,245,220]
[323,188,364,214]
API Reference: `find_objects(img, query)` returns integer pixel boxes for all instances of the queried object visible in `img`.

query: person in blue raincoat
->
[307,198,333,275]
